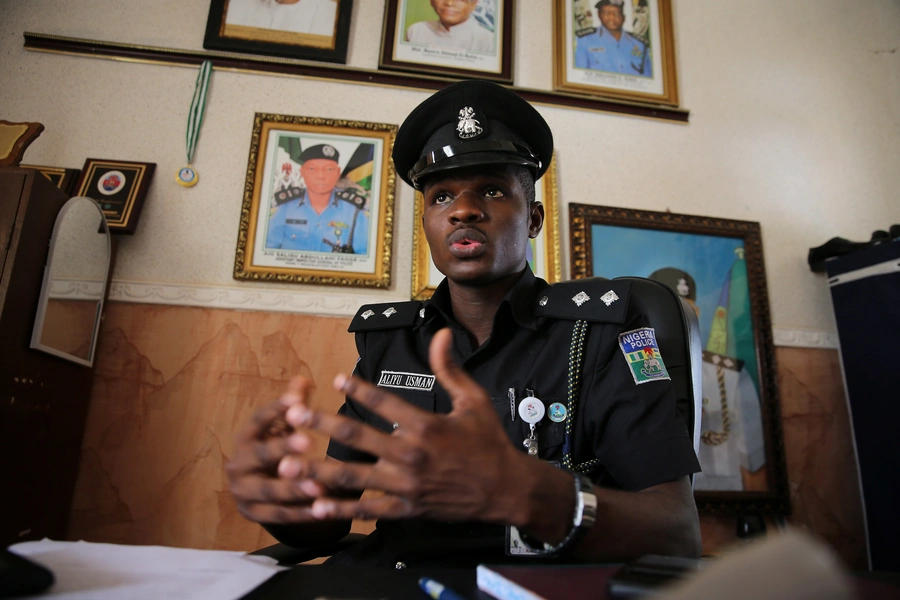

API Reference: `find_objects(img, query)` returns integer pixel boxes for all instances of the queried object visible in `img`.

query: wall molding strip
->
[106,280,837,348]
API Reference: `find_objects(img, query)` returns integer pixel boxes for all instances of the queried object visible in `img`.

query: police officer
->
[228,81,700,568]
[265,144,369,254]
[575,0,652,77]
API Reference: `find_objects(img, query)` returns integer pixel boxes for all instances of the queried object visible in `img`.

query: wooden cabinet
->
[0,169,96,546]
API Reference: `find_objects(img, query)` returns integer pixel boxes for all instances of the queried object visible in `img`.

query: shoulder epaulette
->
[274,186,305,207]
[625,31,648,47]
[575,26,597,38]
[348,300,422,332]
[336,188,367,209]
[535,278,631,324]
[703,350,744,372]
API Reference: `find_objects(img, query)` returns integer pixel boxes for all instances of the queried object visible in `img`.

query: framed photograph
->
[75,159,156,235]
[553,0,679,106]
[380,0,514,82]
[234,113,396,288]
[203,0,354,64]
[569,203,790,514]
[411,155,562,300]
[21,164,82,197]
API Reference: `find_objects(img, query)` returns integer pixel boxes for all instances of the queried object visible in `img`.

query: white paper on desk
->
[8,539,287,599]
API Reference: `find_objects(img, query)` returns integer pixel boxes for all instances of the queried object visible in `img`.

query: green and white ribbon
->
[176,60,212,187]
[186,60,212,166]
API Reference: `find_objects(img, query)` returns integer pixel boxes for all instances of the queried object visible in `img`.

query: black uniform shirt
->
[324,268,699,568]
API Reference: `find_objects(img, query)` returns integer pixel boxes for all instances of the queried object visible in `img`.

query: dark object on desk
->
[607,555,704,599]
[807,226,900,272]
[0,548,54,597]
[477,563,621,600]
[826,239,900,571]
[735,513,766,539]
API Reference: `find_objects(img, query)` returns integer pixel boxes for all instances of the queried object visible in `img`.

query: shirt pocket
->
[365,390,436,434]
[284,220,312,246]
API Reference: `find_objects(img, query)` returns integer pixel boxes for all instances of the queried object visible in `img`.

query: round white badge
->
[96,170,126,195]
[518,397,545,424]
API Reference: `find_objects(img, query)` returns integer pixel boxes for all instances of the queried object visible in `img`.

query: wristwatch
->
[519,471,597,556]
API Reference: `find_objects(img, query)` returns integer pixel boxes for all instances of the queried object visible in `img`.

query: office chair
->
[251,276,703,565]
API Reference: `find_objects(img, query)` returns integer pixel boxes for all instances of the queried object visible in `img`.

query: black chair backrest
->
[614,276,702,457]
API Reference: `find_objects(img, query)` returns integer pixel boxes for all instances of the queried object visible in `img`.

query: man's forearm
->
[514,458,700,561]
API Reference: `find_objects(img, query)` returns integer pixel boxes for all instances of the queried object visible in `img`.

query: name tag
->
[286,219,308,225]
[377,370,435,391]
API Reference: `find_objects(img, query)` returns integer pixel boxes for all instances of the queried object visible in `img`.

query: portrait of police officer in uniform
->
[265,143,369,254]
[649,267,766,493]
[575,0,652,77]
[228,80,700,568]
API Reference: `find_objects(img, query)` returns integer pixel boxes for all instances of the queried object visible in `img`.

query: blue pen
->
[418,576,467,600]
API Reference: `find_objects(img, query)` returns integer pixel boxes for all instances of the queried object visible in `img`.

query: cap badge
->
[600,290,619,306]
[457,106,483,139]
[676,278,690,297]
[322,145,336,157]
[383,307,398,318]
[361,309,375,320]
[419,308,425,319]
[572,291,591,307]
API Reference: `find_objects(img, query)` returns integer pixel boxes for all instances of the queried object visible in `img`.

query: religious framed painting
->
[203,0,354,63]
[411,154,562,300]
[569,203,790,515]
[74,159,156,235]
[234,113,397,289]
[553,0,679,106]
[379,0,514,82]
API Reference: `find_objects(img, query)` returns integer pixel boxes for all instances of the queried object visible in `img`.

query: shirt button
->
[395,561,406,570]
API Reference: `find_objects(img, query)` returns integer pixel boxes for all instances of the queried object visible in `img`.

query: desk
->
[240,564,900,600]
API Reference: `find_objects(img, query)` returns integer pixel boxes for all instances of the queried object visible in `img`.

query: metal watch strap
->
[519,471,597,556]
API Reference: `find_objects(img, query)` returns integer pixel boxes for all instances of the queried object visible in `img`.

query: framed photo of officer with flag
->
[553,0,679,106]
[569,203,790,515]
[234,113,397,288]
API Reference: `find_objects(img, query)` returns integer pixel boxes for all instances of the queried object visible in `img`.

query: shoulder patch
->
[619,327,671,385]
[534,278,631,323]
[348,300,422,332]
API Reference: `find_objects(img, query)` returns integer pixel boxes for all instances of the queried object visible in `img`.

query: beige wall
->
[2,0,897,338]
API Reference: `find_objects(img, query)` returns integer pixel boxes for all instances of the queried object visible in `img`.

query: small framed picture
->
[234,113,397,289]
[75,159,156,235]
[380,0,514,82]
[411,154,562,300]
[553,0,679,106]
[569,203,790,514]
[21,164,82,197]
[203,0,354,64]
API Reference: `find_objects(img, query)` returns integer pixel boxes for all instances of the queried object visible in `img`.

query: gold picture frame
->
[553,0,679,106]
[234,113,397,288]
[411,155,562,300]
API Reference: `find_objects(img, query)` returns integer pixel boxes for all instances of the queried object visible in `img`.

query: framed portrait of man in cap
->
[411,154,563,300]
[568,204,791,515]
[379,0,514,82]
[203,0,353,63]
[553,0,679,105]
[234,114,397,288]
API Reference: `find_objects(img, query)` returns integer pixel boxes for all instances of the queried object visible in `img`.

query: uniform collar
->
[419,267,545,331]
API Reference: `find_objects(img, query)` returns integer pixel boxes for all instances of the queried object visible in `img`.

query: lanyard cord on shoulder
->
[562,319,602,474]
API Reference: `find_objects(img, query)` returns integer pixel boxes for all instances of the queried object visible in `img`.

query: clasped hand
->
[227,328,529,527]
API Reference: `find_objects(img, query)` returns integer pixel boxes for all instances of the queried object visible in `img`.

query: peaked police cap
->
[392,80,553,189]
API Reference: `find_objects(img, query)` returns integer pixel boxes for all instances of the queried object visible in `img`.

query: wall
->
[2,0,896,570]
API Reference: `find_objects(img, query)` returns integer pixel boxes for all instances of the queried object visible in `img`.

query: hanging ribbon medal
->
[175,60,212,187]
